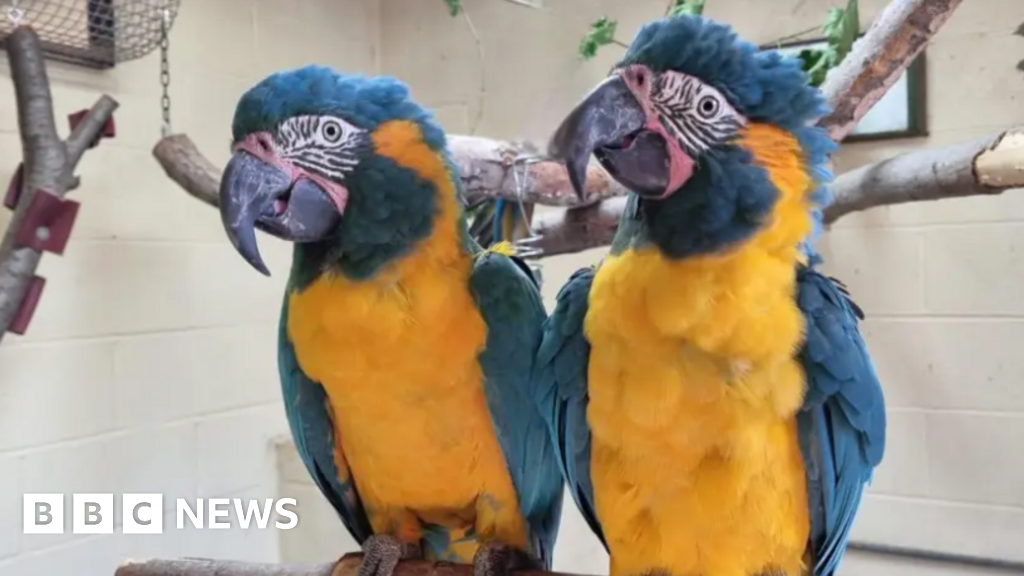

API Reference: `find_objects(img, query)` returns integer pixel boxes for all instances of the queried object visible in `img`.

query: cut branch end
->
[975,127,1024,189]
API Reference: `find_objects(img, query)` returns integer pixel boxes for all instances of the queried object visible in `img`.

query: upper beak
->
[547,74,671,199]
[218,151,342,276]
[219,152,287,276]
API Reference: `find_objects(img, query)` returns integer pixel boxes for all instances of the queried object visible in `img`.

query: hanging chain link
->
[6,0,24,26]
[159,8,172,137]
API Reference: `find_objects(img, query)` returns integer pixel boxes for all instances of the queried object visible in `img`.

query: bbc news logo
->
[23,494,299,534]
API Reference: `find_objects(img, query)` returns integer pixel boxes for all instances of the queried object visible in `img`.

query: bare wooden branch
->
[65,94,118,168]
[523,198,626,257]
[823,126,1024,223]
[449,136,626,206]
[152,134,221,209]
[115,558,338,576]
[114,555,583,576]
[151,133,627,210]
[525,128,1024,256]
[0,25,118,342]
[153,0,980,260]
[818,0,964,141]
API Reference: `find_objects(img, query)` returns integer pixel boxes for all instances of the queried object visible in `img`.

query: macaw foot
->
[357,535,422,576]
[472,543,541,576]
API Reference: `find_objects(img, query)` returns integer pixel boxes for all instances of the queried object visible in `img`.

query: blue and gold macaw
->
[217,66,563,576]
[537,15,886,576]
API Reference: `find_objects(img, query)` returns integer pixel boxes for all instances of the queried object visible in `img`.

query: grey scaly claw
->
[357,535,422,576]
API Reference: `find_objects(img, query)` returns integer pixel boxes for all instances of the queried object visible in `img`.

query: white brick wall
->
[0,0,379,574]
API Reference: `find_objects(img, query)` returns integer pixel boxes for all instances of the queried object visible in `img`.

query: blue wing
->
[533,266,606,550]
[795,265,886,576]
[278,292,374,545]
[469,251,565,569]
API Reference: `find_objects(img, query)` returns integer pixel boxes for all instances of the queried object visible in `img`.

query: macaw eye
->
[320,119,343,144]
[696,95,719,119]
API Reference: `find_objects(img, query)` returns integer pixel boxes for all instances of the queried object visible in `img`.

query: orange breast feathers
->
[285,120,529,562]
[583,123,817,576]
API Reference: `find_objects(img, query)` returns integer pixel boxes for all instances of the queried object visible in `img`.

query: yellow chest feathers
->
[584,124,817,576]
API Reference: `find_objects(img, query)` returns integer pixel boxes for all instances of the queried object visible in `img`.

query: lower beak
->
[547,75,672,199]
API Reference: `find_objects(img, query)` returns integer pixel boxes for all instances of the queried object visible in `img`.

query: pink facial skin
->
[619,64,696,199]
[233,132,349,215]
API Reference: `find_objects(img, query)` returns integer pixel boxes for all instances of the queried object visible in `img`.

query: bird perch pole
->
[151,0,1024,262]
[115,554,582,576]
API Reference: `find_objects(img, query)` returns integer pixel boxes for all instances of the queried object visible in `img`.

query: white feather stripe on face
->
[275,114,367,182]
[648,70,747,157]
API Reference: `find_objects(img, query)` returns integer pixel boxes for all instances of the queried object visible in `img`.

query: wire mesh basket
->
[0,0,180,69]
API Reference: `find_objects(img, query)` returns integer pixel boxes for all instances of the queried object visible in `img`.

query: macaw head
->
[220,65,451,280]
[548,15,836,259]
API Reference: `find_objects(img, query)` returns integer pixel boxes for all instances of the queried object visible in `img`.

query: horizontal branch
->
[153,0,972,260]
[823,126,1024,223]
[449,135,626,207]
[114,555,582,576]
[528,126,1024,257]
[152,134,626,210]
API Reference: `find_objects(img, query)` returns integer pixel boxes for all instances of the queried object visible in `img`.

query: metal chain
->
[159,8,172,138]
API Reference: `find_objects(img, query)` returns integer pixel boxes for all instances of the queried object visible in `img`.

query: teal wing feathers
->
[532,266,606,550]
[469,251,565,569]
[278,293,374,545]
[795,265,887,576]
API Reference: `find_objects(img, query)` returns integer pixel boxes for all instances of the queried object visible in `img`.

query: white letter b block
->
[23,494,63,534]
[123,494,163,534]
[73,493,113,534]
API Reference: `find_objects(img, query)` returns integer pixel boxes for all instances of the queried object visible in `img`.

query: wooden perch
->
[524,127,1024,256]
[154,0,991,260]
[152,134,624,210]
[0,26,117,342]
[114,554,580,576]
[817,0,964,141]
[824,126,1024,222]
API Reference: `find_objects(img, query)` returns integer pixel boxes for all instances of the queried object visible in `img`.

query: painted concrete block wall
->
[0,1,379,574]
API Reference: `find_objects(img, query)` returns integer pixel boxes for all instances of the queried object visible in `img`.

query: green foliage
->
[666,0,706,17]
[443,0,461,16]
[572,0,859,86]
[579,17,618,60]
[792,0,860,86]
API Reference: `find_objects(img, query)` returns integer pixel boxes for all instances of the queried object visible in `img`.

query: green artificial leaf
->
[667,0,706,17]
[823,0,859,62]
[579,16,618,60]
[443,0,461,17]
[796,47,836,87]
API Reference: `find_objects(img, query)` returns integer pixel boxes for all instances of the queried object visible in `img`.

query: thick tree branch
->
[152,134,627,210]
[823,126,1024,223]
[526,127,1024,256]
[0,26,118,341]
[153,134,220,209]
[523,198,626,257]
[818,0,963,141]
[114,555,581,576]
[154,0,981,260]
